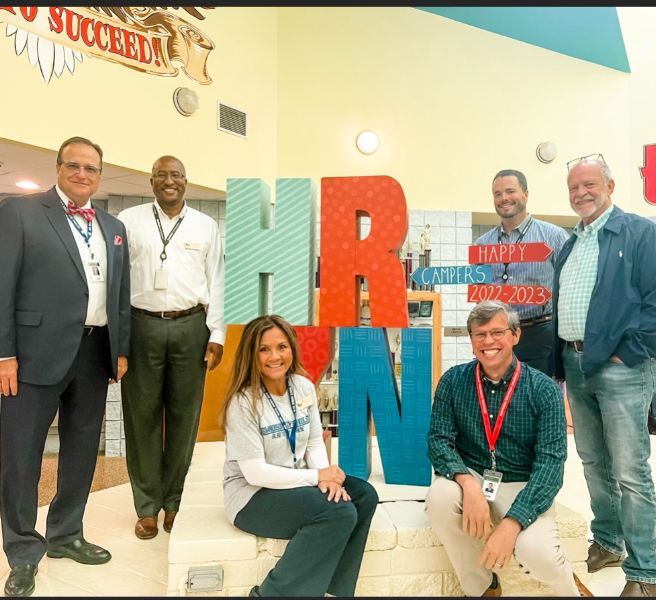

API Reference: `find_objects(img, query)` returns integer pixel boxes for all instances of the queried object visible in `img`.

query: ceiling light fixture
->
[16,180,40,190]
[356,130,379,155]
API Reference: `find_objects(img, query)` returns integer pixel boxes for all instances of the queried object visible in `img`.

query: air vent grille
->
[218,102,247,138]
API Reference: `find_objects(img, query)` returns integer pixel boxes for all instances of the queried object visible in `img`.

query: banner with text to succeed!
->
[0,6,214,83]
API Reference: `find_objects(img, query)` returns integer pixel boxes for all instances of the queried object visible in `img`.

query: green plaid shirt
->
[557,205,614,341]
[427,358,567,528]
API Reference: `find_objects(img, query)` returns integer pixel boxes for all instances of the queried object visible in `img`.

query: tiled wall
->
[405,210,476,373]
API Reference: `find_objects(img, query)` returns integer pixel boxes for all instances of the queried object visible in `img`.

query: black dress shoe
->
[46,538,111,565]
[4,564,38,597]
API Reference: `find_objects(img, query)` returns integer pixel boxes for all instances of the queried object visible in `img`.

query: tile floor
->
[2,436,654,597]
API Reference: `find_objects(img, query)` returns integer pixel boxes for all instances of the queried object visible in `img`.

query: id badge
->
[297,395,314,410]
[482,469,503,502]
[88,260,104,283]
[154,268,169,290]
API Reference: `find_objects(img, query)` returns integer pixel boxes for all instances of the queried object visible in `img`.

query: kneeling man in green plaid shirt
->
[425,300,590,597]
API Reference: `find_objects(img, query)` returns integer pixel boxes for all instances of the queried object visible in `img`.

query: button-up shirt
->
[557,205,614,341]
[427,357,567,528]
[118,201,225,344]
[475,215,570,320]
[56,185,107,326]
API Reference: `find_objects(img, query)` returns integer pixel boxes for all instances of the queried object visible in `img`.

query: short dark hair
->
[57,136,103,169]
[493,169,527,193]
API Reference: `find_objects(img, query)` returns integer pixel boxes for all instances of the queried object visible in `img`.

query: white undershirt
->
[56,185,108,326]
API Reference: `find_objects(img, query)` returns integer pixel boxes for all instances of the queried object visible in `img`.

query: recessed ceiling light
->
[16,180,40,190]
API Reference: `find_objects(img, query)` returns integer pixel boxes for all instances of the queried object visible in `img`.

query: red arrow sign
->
[469,242,553,265]
[468,285,552,305]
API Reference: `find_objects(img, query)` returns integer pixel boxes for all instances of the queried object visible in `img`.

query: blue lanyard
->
[262,381,298,461]
[62,202,93,249]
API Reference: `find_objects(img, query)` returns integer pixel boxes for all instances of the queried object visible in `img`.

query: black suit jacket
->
[0,187,130,385]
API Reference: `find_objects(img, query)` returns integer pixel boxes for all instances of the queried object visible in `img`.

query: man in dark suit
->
[0,136,131,597]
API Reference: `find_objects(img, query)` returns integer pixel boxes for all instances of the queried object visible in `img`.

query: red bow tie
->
[66,200,95,222]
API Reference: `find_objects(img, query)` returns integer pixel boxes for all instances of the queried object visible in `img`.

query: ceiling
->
[0,138,225,201]
[415,7,630,73]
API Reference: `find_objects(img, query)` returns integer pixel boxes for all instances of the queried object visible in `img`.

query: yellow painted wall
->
[618,7,656,217]
[0,7,279,189]
[3,7,655,217]
[276,7,633,216]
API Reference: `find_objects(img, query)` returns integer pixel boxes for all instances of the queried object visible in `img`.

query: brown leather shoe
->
[163,510,177,533]
[620,581,656,597]
[135,516,158,540]
[482,573,501,597]
[574,573,594,596]
[586,540,625,573]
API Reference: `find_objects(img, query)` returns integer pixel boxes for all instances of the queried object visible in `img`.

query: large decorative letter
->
[295,326,335,384]
[224,178,316,324]
[319,176,409,327]
[640,144,656,206]
[338,327,432,485]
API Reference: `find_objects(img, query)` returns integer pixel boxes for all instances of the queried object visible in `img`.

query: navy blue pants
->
[235,475,378,597]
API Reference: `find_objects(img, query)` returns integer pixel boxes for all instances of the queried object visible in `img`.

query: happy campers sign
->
[0,6,215,83]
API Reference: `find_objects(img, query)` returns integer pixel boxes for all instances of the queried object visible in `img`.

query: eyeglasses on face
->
[472,328,512,342]
[152,171,186,181]
[59,161,102,176]
[566,153,606,171]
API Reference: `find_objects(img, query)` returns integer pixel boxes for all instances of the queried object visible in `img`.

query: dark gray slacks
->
[515,319,555,376]
[121,309,209,517]
[0,327,111,567]
[234,475,379,597]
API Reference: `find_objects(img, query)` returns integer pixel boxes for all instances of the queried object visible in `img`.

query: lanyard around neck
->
[153,204,184,263]
[474,361,522,470]
[497,217,533,281]
[262,381,298,458]
[62,201,93,249]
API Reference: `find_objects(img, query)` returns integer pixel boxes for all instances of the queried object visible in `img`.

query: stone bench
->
[167,441,590,597]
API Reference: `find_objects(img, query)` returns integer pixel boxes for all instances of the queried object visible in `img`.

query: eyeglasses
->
[472,328,512,342]
[566,153,606,171]
[152,171,186,181]
[59,161,102,176]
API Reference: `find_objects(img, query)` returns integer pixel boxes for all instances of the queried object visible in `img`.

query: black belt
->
[519,314,552,327]
[132,304,205,320]
[566,340,584,352]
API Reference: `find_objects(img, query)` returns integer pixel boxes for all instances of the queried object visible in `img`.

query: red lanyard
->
[474,360,522,470]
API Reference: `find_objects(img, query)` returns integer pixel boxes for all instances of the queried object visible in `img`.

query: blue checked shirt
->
[427,358,567,528]
[475,215,570,320]
[557,205,614,341]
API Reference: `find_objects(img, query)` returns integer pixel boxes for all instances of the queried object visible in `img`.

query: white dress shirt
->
[56,185,108,326]
[117,201,226,345]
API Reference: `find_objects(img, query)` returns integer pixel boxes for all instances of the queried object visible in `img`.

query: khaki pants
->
[425,470,579,596]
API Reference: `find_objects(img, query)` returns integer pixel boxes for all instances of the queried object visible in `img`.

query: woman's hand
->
[318,480,351,502]
[318,464,345,485]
